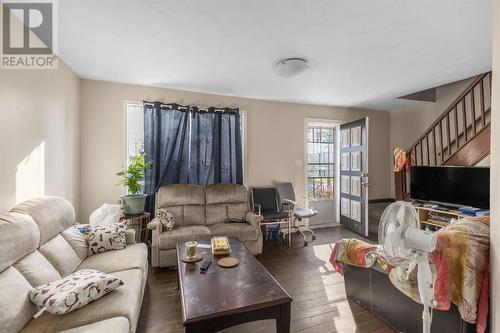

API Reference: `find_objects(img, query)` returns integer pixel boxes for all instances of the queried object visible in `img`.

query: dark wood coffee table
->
[176,237,292,333]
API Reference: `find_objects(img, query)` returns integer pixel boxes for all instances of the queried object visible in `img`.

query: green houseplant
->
[116,150,153,215]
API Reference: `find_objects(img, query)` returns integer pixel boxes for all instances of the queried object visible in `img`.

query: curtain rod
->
[143,102,237,113]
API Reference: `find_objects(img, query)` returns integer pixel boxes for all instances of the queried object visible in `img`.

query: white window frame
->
[123,101,144,164]
[304,117,343,225]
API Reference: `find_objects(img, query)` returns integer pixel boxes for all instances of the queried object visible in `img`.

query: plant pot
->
[121,194,147,216]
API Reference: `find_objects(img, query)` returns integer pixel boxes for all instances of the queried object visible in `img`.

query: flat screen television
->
[410,166,490,209]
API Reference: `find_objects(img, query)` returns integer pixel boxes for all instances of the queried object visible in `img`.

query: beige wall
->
[0,62,81,217]
[80,80,391,222]
[389,77,479,197]
[490,1,499,331]
[390,77,474,151]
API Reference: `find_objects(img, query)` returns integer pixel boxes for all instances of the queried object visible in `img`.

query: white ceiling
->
[59,0,492,110]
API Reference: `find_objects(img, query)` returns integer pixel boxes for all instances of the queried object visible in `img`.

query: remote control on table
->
[200,259,212,274]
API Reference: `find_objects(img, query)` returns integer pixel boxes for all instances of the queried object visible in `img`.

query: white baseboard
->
[309,222,342,229]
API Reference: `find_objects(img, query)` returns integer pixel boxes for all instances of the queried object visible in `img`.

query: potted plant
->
[116,150,153,215]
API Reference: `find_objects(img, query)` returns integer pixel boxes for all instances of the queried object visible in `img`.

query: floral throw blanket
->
[330,217,490,333]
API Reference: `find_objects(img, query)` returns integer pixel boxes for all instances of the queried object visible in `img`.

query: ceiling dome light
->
[273,58,310,78]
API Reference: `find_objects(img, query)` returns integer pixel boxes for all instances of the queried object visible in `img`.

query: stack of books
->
[211,236,231,255]
[459,207,489,217]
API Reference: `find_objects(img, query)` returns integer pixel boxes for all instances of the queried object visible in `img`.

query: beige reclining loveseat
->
[147,183,263,267]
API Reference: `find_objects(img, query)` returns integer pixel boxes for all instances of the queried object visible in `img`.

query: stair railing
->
[395,72,492,200]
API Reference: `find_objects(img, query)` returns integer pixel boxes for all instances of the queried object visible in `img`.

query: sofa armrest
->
[246,211,264,229]
[125,229,136,244]
[147,218,163,268]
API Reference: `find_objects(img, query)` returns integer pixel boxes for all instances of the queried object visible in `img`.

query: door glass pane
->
[307,126,335,199]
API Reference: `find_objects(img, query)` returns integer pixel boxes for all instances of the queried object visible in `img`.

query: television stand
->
[412,203,467,230]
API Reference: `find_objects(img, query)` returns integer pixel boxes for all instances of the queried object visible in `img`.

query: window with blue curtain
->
[143,102,243,213]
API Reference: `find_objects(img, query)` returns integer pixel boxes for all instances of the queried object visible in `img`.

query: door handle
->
[361,182,370,188]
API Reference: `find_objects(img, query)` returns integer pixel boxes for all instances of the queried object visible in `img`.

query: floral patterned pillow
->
[87,222,127,255]
[29,269,123,315]
[157,208,176,231]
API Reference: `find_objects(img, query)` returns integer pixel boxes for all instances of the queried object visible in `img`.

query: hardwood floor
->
[137,226,394,333]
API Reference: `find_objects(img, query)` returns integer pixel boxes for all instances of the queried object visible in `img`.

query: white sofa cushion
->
[61,226,89,261]
[0,267,38,333]
[77,243,147,275]
[39,234,82,277]
[10,196,75,245]
[56,317,129,333]
[13,250,62,287]
[0,212,39,272]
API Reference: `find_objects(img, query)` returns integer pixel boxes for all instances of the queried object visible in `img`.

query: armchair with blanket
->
[330,216,490,333]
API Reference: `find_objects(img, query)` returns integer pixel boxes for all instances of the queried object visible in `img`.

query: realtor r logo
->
[1,0,58,69]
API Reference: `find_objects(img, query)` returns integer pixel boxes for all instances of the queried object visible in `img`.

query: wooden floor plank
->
[137,226,394,333]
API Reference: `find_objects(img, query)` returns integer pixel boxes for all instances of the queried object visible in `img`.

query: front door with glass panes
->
[339,118,369,237]
[307,125,336,226]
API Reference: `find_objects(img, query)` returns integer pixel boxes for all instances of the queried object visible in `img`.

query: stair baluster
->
[394,72,492,200]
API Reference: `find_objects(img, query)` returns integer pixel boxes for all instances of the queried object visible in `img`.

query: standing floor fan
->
[378,201,438,333]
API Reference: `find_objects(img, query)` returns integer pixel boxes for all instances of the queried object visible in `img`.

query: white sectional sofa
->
[0,196,148,333]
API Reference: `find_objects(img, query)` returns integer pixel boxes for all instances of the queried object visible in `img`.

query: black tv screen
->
[410,166,490,209]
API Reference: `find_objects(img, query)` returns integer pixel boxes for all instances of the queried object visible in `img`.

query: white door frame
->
[304,118,343,226]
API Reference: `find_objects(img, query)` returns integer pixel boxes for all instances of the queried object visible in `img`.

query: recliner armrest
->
[147,218,163,232]
[246,211,264,228]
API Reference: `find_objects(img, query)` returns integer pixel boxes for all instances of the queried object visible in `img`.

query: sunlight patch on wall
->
[16,142,46,203]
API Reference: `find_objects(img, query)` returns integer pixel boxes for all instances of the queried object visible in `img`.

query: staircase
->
[395,72,492,200]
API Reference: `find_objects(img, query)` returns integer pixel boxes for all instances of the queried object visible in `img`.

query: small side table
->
[120,212,151,243]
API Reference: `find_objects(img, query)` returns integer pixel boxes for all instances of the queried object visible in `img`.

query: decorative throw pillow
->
[157,208,176,231]
[29,269,123,315]
[87,222,127,255]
